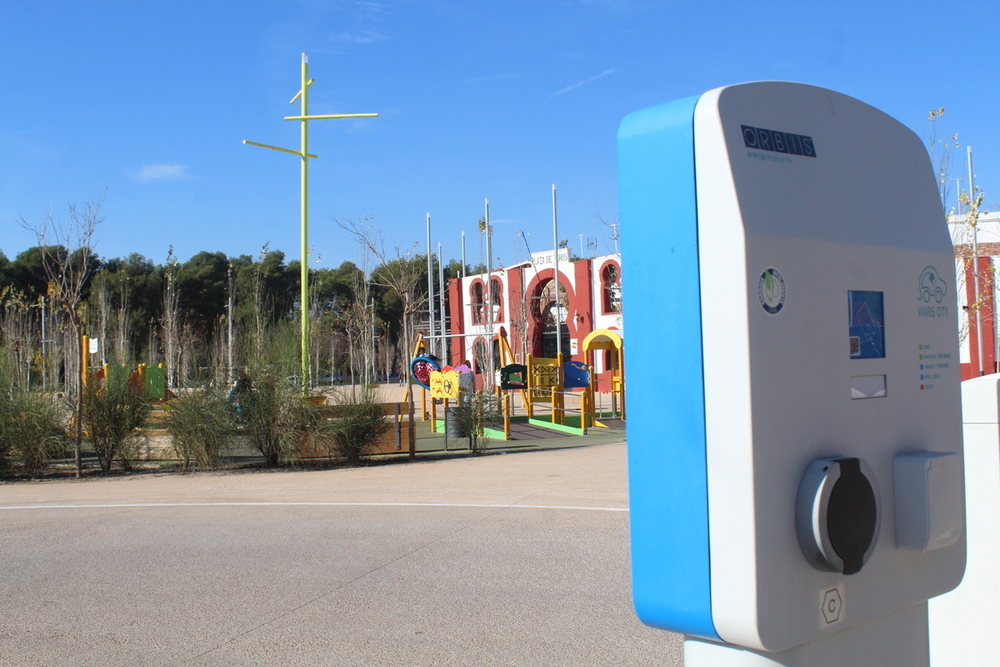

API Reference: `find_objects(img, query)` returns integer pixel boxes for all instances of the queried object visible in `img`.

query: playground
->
[0,322,624,476]
[366,381,625,455]
[28,372,624,474]
[405,327,625,448]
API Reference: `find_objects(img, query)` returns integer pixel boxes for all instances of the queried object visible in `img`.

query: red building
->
[445,249,622,389]
[951,212,1000,379]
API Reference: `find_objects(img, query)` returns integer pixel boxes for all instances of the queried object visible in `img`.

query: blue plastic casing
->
[618,94,719,641]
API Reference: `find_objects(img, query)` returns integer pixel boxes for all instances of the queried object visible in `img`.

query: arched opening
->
[489,277,504,323]
[601,262,621,315]
[472,338,488,374]
[471,337,501,380]
[531,278,571,359]
[470,281,485,324]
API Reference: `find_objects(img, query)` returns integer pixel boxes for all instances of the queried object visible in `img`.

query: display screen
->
[849,291,885,359]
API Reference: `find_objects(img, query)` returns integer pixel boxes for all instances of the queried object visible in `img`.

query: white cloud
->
[328,29,385,44]
[133,164,190,183]
[551,69,618,97]
[325,0,390,46]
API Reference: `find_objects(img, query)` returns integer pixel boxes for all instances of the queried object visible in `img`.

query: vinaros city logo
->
[758,268,786,315]
[918,266,947,303]
[918,266,949,319]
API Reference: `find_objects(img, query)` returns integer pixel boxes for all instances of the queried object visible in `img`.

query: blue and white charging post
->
[620,82,966,666]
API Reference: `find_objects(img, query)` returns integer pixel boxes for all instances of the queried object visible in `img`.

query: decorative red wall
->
[447,278,464,367]
[574,260,594,346]
[962,256,996,380]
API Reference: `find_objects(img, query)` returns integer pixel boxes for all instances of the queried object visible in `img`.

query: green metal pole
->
[300,53,310,395]
[244,53,378,396]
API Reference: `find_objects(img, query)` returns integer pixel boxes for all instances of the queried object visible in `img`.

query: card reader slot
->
[851,374,886,399]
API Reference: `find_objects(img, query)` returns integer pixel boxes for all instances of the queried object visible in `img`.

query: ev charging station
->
[620,82,966,665]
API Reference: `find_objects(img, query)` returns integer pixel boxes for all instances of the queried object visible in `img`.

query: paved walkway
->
[0,442,683,666]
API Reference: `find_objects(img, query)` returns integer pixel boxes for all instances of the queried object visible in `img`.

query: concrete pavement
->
[0,442,683,666]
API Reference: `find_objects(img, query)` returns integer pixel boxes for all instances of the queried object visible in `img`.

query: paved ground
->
[0,442,683,666]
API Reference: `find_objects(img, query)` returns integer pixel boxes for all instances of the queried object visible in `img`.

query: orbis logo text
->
[741,125,816,157]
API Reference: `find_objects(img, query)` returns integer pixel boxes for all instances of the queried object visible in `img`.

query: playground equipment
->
[87,363,167,400]
[81,335,168,401]
[418,327,611,444]
[404,332,437,424]
[528,354,589,435]
[410,355,440,389]
[506,352,588,436]
[525,353,563,420]
[491,327,592,438]
[494,327,573,426]
[407,332,478,434]
[428,367,470,445]
[581,328,624,426]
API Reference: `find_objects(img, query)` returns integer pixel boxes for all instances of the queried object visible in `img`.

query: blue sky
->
[2,0,997,271]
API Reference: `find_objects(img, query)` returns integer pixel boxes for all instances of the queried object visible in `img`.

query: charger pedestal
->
[621,81,966,660]
[928,374,1000,665]
[685,603,928,667]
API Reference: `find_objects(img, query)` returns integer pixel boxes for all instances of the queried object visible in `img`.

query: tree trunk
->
[69,316,83,477]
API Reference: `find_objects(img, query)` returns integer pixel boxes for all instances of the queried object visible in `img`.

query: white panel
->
[960,373,1000,423]
[695,86,762,650]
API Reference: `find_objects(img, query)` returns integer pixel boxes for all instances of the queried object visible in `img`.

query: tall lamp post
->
[244,53,377,393]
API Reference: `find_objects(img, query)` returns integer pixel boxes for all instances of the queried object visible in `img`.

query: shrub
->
[326,387,390,465]
[165,388,236,470]
[241,373,301,466]
[451,391,501,456]
[83,373,150,472]
[0,389,67,477]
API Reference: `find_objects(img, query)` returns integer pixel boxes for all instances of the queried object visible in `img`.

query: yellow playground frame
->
[581,328,625,426]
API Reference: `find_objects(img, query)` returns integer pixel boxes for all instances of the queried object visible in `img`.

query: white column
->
[928,374,1000,665]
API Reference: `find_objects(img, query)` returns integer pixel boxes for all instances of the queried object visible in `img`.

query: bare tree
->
[90,269,132,366]
[954,188,991,348]
[927,108,960,214]
[21,194,105,476]
[161,247,182,388]
[0,289,38,388]
[94,273,111,365]
[336,216,427,381]
[111,276,132,366]
[241,244,272,366]
[341,265,373,384]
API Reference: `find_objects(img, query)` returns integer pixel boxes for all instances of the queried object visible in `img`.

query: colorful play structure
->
[81,335,169,401]
[580,328,625,424]
[406,327,625,443]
